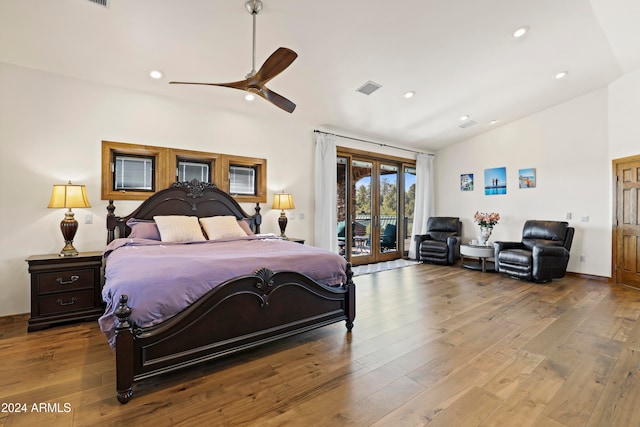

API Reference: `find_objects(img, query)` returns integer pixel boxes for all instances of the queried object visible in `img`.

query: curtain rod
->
[313,129,433,156]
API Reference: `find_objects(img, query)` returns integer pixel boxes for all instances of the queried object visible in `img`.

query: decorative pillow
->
[237,219,255,236]
[153,216,206,243]
[126,218,161,240]
[200,216,248,240]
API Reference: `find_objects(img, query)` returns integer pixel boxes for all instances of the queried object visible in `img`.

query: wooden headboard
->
[106,179,262,243]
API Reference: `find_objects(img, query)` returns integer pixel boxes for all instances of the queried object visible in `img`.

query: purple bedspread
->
[98,235,348,347]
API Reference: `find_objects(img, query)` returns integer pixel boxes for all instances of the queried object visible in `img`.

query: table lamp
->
[272,192,294,238]
[48,181,91,256]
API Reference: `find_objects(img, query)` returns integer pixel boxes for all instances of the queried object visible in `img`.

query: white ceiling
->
[1,0,638,151]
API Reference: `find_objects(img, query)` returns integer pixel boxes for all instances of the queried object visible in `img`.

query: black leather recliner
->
[414,217,461,265]
[494,220,574,282]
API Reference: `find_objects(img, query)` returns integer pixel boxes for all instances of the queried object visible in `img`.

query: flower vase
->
[478,227,492,246]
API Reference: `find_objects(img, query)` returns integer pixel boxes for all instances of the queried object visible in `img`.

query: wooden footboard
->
[114,264,355,403]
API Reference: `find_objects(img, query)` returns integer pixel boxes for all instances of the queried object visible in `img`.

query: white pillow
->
[153,216,206,243]
[199,216,247,240]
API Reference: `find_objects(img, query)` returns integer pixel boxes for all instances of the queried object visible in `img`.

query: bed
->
[102,179,355,404]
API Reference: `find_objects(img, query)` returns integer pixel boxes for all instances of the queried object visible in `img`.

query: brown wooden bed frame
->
[105,179,355,403]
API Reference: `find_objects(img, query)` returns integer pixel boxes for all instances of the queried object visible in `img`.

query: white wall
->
[434,88,612,277]
[608,69,640,159]
[0,62,317,317]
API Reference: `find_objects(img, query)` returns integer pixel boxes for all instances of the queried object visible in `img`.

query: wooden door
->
[348,158,401,265]
[337,154,403,266]
[614,156,640,287]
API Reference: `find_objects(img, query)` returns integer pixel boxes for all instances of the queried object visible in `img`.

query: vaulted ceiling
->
[1,0,638,151]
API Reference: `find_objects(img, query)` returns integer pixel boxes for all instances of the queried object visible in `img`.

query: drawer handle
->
[56,297,78,306]
[56,275,79,285]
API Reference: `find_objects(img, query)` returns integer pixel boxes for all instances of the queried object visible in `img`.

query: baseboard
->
[565,271,610,282]
[0,313,29,323]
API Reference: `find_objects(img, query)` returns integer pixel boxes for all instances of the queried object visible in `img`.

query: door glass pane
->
[379,164,398,254]
[353,160,372,257]
[337,157,348,255]
[404,166,416,256]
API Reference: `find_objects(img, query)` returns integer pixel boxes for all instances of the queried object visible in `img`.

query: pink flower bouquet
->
[474,211,500,228]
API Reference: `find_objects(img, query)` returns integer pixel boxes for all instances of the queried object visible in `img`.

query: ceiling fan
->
[170,0,297,113]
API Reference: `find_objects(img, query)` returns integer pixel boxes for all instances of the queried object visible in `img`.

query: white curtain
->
[314,133,338,252]
[409,153,434,259]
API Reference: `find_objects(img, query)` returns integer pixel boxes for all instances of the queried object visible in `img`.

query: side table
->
[26,251,104,332]
[460,244,495,273]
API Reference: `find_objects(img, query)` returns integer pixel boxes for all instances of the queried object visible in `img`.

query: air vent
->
[356,81,382,95]
[87,0,109,7]
[459,120,477,129]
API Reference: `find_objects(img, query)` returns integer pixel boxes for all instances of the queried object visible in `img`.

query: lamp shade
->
[272,193,294,210]
[48,182,91,209]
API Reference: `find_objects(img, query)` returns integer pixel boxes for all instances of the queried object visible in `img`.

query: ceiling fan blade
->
[257,86,296,113]
[253,47,297,85]
[169,80,250,90]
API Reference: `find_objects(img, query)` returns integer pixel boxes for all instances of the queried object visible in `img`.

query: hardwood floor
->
[2,263,640,426]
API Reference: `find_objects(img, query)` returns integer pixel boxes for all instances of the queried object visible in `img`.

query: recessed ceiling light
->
[244,93,255,101]
[489,120,499,125]
[460,115,470,121]
[404,91,415,99]
[149,70,164,79]
[512,26,529,38]
[554,71,569,80]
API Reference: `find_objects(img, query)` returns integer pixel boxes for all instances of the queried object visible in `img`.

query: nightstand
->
[26,251,104,332]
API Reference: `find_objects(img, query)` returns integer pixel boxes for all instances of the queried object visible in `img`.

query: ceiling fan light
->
[512,26,529,38]
[245,93,255,101]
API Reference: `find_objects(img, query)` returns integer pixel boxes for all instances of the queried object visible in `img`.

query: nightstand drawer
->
[37,269,95,293]
[38,290,96,315]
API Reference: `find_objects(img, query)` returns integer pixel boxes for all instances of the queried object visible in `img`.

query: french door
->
[337,154,404,265]
[614,155,640,288]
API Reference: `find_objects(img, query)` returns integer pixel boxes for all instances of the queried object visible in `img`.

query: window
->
[222,155,267,203]
[173,149,217,185]
[102,141,167,200]
[229,165,256,195]
[177,159,211,183]
[113,154,154,191]
[102,141,266,202]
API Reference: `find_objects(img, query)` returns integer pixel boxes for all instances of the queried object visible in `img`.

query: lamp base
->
[278,211,288,239]
[59,209,79,257]
[59,243,79,257]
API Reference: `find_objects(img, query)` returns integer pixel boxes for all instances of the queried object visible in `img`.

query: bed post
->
[254,203,262,234]
[107,199,116,244]
[115,295,134,404]
[345,262,355,331]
